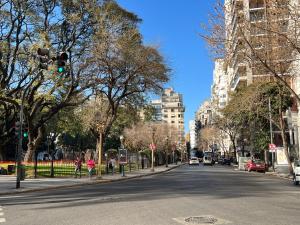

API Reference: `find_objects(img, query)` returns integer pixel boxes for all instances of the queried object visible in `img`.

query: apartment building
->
[196,100,213,128]
[151,88,185,143]
[211,59,229,112]
[224,0,300,159]
[189,120,197,149]
[225,0,292,91]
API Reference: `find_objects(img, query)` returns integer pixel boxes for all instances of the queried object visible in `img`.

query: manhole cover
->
[185,216,218,224]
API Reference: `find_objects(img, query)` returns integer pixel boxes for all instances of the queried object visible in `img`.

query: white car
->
[203,156,213,166]
[293,160,300,185]
[189,157,200,165]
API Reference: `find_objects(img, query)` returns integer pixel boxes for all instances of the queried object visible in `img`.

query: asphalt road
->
[1,164,300,225]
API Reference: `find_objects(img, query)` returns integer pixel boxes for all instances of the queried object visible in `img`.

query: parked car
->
[221,158,231,165]
[245,159,266,172]
[189,157,200,166]
[203,156,213,166]
[293,160,300,185]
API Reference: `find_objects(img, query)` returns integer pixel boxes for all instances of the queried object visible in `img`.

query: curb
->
[0,164,181,196]
[233,168,293,181]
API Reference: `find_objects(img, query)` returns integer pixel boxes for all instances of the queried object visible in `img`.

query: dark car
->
[221,158,231,165]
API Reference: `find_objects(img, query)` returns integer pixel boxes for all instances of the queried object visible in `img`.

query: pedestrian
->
[74,156,82,178]
[109,157,116,175]
[87,158,95,178]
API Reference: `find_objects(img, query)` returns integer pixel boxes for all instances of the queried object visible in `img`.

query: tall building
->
[224,0,300,159]
[189,120,197,149]
[196,100,213,128]
[225,0,292,91]
[211,59,229,114]
[150,99,162,121]
[151,88,185,143]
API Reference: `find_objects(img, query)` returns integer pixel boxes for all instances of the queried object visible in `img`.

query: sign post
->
[269,143,277,172]
[149,143,156,172]
[118,148,127,177]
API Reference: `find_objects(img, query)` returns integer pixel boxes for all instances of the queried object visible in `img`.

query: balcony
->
[230,68,247,91]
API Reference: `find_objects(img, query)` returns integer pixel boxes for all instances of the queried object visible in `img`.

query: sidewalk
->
[0,164,181,196]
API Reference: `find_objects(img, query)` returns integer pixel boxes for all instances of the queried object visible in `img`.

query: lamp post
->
[120,135,125,177]
[105,152,108,174]
[151,127,156,172]
[165,136,169,167]
[48,132,55,178]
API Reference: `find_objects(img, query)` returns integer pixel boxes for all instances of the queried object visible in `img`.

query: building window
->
[164,115,168,118]
[171,121,175,124]
[249,0,264,9]
[171,109,174,112]
[250,10,265,22]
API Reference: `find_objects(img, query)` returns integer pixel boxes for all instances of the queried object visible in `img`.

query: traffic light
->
[23,128,28,139]
[37,48,50,70]
[56,52,68,73]
[15,121,21,137]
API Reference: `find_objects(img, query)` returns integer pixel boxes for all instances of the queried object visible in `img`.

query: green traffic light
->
[23,132,28,138]
[58,67,64,73]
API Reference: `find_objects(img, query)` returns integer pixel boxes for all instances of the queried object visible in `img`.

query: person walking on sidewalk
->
[74,157,82,178]
[87,158,95,178]
[109,157,116,175]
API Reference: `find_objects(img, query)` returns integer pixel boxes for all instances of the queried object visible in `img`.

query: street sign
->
[149,143,156,151]
[269,143,276,152]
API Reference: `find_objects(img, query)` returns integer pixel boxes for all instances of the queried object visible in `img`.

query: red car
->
[245,159,266,172]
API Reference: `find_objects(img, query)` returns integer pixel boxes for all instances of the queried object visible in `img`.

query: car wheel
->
[293,176,299,185]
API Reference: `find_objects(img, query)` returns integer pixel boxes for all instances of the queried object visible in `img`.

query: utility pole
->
[269,97,275,172]
[16,99,24,189]
[151,127,156,172]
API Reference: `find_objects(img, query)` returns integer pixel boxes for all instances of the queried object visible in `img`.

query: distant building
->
[189,120,197,149]
[150,99,162,121]
[151,88,185,143]
[196,100,213,128]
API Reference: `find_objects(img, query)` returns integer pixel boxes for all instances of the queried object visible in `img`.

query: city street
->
[1,164,300,225]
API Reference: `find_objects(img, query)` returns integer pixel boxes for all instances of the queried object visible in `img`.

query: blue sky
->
[117,0,214,133]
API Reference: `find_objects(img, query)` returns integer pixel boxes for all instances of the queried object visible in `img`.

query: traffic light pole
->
[16,92,24,189]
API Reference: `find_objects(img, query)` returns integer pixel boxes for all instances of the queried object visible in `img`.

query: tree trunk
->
[279,111,293,175]
[231,135,237,162]
[24,127,43,162]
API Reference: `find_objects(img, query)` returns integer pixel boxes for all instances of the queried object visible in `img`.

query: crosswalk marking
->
[0,206,5,223]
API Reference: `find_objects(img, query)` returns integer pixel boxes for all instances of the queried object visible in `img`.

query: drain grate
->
[185,216,218,224]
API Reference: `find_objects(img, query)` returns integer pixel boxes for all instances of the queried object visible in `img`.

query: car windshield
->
[253,160,263,164]
[191,157,197,160]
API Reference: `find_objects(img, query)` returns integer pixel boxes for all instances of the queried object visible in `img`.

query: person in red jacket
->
[87,158,95,178]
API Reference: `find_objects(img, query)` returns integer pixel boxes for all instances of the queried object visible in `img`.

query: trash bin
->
[20,165,26,181]
[7,165,15,174]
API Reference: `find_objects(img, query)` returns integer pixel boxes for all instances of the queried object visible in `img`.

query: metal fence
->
[0,160,145,178]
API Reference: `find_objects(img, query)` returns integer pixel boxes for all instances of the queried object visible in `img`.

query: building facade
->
[189,120,197,149]
[151,88,185,144]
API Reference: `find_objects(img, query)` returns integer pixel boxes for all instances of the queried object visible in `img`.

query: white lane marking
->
[0,206,5,223]
[0,195,23,199]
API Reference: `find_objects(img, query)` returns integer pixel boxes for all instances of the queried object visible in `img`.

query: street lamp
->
[119,135,125,177]
[165,136,169,167]
[150,127,156,172]
[47,132,55,178]
[105,152,108,174]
